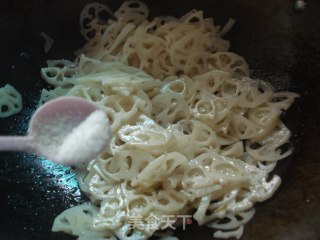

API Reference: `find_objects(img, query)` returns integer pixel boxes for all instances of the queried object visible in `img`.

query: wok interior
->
[0,0,319,239]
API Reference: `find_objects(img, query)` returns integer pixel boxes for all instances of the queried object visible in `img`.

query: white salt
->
[57,110,110,167]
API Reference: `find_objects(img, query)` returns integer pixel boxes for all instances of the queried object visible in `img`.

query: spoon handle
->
[0,136,34,152]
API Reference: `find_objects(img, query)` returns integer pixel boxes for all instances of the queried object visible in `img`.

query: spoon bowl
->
[0,97,110,166]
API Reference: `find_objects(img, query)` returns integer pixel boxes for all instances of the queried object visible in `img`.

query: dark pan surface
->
[0,0,319,239]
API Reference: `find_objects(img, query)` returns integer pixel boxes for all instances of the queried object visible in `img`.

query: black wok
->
[0,0,319,239]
